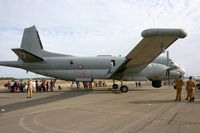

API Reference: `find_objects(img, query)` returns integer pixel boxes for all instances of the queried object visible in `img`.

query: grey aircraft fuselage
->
[0,55,185,82]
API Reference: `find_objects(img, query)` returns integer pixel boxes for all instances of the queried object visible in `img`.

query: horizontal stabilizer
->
[12,48,44,62]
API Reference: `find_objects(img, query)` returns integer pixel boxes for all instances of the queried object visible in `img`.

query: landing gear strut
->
[112,79,128,93]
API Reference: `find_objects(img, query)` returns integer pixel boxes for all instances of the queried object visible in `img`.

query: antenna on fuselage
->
[166,51,170,86]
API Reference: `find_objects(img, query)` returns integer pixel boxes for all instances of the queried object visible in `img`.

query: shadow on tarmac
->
[128,100,176,104]
[0,89,91,113]
[2,88,198,113]
[0,87,141,113]
[128,100,200,104]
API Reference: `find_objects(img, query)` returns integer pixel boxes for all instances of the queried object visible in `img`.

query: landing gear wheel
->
[112,84,118,89]
[120,85,128,93]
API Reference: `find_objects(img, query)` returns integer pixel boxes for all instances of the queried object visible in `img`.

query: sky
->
[0,0,200,78]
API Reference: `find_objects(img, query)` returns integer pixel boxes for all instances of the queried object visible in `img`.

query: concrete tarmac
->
[0,85,200,133]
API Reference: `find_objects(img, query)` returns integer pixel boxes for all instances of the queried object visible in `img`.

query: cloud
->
[0,0,200,77]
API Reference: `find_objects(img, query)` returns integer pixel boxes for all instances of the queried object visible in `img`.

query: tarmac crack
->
[167,112,178,125]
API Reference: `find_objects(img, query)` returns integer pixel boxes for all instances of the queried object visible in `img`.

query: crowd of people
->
[93,80,106,87]
[4,79,56,93]
[4,79,108,93]
[71,80,107,90]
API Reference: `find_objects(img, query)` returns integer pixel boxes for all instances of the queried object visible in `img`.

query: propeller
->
[165,51,179,85]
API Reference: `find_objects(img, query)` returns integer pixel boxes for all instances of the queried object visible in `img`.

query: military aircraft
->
[0,26,187,92]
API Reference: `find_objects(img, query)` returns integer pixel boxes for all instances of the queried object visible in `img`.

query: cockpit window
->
[169,60,179,69]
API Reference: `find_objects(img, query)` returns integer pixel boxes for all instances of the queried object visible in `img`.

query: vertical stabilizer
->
[12,26,71,61]
[20,26,43,57]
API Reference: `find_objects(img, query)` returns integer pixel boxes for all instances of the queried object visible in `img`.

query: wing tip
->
[142,28,187,38]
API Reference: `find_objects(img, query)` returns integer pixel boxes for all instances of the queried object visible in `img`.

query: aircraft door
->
[108,60,116,74]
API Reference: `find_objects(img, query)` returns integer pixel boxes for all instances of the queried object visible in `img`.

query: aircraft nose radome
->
[180,67,186,76]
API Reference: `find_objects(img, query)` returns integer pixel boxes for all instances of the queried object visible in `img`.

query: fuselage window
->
[70,60,74,65]
[111,60,115,67]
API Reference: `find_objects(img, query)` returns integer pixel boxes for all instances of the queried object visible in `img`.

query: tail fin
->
[13,26,45,62]
[12,26,72,61]
[20,26,43,56]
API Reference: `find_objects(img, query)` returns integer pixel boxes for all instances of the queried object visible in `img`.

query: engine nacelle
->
[152,80,162,88]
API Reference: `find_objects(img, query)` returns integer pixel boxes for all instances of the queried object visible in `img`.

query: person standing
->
[89,81,93,90]
[27,79,33,98]
[35,80,39,92]
[46,81,49,92]
[76,81,80,89]
[174,76,185,101]
[138,82,141,87]
[185,84,189,100]
[6,81,11,92]
[186,76,196,102]
[50,80,54,92]
[41,80,46,92]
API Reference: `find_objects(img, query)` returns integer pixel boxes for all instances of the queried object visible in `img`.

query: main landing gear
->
[112,80,128,93]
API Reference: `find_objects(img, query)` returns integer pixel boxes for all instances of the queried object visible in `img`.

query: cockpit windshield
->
[169,60,179,69]
[152,56,180,69]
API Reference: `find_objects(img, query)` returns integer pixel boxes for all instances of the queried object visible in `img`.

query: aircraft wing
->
[109,28,187,78]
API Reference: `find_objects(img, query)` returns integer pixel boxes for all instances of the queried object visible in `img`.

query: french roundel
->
[78,64,84,69]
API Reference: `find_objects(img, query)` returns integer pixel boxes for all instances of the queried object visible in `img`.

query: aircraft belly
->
[31,69,109,80]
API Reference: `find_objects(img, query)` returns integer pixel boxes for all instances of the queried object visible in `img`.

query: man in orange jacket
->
[174,76,185,101]
[27,79,33,98]
[186,76,195,102]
